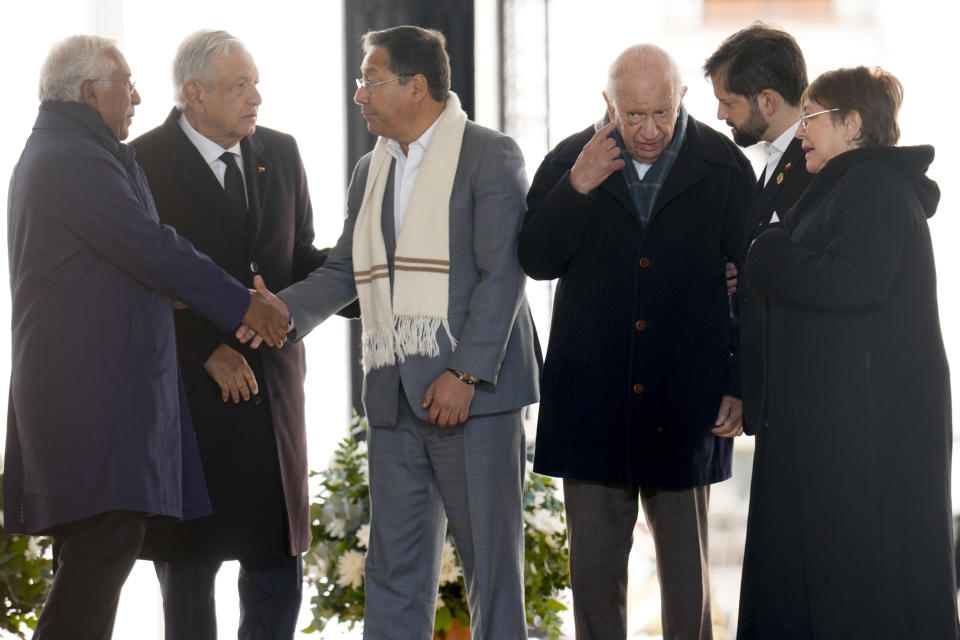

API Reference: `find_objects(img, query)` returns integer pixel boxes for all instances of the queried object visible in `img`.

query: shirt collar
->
[178,111,243,164]
[764,121,800,158]
[386,110,444,159]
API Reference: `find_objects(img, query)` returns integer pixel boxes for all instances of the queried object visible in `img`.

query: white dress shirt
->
[760,121,801,187]
[178,112,248,206]
[631,159,653,181]
[385,113,443,242]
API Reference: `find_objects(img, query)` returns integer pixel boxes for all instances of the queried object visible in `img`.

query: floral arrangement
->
[303,413,570,638]
[0,473,54,638]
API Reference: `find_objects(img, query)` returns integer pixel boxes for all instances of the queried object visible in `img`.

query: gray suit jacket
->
[279,120,541,426]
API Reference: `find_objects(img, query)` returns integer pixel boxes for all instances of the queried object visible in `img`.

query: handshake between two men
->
[234,275,292,349]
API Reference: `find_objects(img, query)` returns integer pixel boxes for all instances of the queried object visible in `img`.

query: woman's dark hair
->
[804,66,903,146]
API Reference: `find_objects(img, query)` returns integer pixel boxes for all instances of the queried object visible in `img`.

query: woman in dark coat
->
[738,66,959,639]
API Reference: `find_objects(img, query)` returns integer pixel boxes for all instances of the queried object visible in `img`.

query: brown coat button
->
[635,320,647,331]
[639,257,651,268]
[633,383,644,394]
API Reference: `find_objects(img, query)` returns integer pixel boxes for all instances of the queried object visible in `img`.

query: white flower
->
[524,508,565,538]
[305,555,327,581]
[435,596,445,610]
[531,489,546,507]
[438,541,462,586]
[325,517,347,539]
[355,523,371,549]
[25,537,42,559]
[305,561,321,581]
[335,549,366,589]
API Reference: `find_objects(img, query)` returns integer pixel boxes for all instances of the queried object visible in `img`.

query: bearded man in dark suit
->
[703,23,814,435]
[131,30,348,640]
[702,23,818,636]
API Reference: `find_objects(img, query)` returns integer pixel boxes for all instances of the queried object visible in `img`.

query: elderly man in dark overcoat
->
[4,35,288,640]
[131,30,352,640]
[518,44,754,640]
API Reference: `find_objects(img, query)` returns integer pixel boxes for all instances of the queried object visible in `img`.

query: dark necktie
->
[220,152,247,217]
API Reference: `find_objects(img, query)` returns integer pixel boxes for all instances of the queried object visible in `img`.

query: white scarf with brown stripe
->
[352,93,467,372]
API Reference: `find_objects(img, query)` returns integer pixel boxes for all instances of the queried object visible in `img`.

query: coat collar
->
[160,107,270,243]
[599,115,745,227]
[38,100,134,167]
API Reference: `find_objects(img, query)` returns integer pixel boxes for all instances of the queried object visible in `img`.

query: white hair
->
[38,35,119,102]
[606,43,683,106]
[172,29,246,109]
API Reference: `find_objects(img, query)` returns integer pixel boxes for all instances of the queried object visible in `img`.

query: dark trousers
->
[563,480,712,640]
[154,555,302,640]
[34,510,148,640]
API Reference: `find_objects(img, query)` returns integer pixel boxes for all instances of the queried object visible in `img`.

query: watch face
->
[451,369,477,384]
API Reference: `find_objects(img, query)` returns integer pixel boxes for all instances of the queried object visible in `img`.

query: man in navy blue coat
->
[519,44,754,639]
[4,35,289,639]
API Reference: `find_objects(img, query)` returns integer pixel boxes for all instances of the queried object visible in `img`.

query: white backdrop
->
[1,0,958,637]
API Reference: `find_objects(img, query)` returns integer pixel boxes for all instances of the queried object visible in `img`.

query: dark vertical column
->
[343,0,476,418]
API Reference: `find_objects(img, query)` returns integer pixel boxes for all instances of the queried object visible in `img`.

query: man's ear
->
[408,73,428,104]
[757,89,779,117]
[182,81,205,112]
[80,79,99,109]
[602,90,615,122]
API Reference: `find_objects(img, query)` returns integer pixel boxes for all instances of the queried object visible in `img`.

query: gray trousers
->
[362,399,527,640]
[563,480,712,640]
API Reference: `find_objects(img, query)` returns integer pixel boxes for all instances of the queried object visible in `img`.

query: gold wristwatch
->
[450,369,479,385]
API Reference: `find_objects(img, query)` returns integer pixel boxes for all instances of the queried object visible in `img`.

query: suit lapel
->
[164,109,247,238]
[739,136,808,258]
[381,161,398,290]
[241,135,270,252]
[751,136,805,223]
[382,161,397,258]
[647,137,710,226]
[598,169,642,225]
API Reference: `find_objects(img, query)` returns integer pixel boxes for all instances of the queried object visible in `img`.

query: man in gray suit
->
[248,25,540,640]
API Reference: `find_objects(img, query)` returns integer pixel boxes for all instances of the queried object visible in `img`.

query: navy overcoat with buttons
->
[519,114,754,488]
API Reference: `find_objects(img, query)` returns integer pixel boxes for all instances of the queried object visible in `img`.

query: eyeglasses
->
[354,75,410,95]
[92,78,137,95]
[799,107,840,131]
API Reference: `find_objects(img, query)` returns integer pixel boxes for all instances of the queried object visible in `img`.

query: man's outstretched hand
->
[236,275,291,348]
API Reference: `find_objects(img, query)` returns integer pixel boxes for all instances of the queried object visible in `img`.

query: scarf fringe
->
[361,316,459,373]
[361,321,399,372]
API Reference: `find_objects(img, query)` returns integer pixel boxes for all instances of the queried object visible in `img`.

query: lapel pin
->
[257,166,266,174]
[776,172,784,185]
[783,162,792,171]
